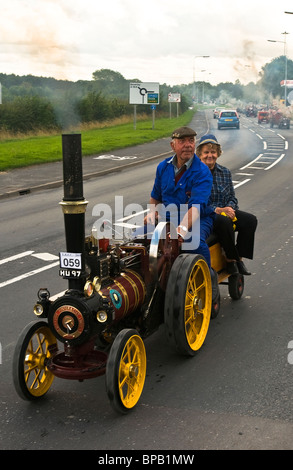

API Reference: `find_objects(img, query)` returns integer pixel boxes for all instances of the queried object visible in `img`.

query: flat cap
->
[171,126,197,139]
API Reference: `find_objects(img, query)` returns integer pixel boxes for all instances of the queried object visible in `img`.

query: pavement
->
[0,111,208,200]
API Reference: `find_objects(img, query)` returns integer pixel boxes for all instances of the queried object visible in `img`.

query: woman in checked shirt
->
[197,134,257,276]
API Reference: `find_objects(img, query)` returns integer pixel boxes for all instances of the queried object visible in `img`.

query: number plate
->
[59,252,82,278]
[60,252,82,269]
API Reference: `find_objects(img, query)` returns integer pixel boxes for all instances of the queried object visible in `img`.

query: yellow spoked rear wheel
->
[165,254,212,356]
[13,321,57,400]
[184,257,212,350]
[106,329,146,413]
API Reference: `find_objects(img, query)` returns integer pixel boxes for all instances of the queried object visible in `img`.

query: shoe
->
[226,262,238,275]
[210,268,220,301]
[237,261,251,275]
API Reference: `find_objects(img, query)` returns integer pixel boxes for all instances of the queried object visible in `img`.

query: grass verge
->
[0,110,195,171]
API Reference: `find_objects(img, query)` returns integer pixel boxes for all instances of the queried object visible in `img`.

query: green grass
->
[0,110,195,171]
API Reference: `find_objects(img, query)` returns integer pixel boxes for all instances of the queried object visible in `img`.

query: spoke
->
[27,340,34,355]
[123,343,131,364]
[185,314,193,327]
[195,281,205,292]
[185,309,203,339]
[185,304,194,313]
[36,333,46,355]
[186,290,194,302]
[25,366,42,389]
[24,363,39,375]
[119,373,128,389]
[120,375,137,402]
[189,276,197,293]
[31,369,42,388]
[130,343,138,362]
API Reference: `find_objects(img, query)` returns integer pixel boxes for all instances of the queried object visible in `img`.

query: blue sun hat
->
[198,134,219,146]
[196,134,222,156]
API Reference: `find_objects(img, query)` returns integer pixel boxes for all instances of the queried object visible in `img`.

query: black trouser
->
[213,210,257,261]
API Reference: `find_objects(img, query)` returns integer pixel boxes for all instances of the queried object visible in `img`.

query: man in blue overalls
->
[146,126,218,298]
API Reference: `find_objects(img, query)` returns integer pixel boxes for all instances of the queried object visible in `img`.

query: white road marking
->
[32,252,59,261]
[116,209,149,222]
[240,154,263,170]
[234,179,251,189]
[0,251,34,265]
[265,154,286,170]
[0,260,59,288]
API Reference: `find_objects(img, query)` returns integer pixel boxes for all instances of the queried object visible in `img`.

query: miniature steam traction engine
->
[13,134,244,413]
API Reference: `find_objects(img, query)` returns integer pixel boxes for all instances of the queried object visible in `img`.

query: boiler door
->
[48,296,92,345]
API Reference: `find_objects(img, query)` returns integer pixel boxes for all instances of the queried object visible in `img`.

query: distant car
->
[218,110,240,129]
[245,107,257,117]
[257,110,270,124]
[213,107,225,119]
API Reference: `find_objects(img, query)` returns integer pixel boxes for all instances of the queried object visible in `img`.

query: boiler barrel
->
[100,270,146,321]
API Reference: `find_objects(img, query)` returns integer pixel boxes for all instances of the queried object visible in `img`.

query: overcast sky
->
[1,0,293,86]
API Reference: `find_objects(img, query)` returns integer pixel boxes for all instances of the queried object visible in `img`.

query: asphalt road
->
[1,110,293,451]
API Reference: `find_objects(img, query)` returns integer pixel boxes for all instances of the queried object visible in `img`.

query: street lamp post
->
[282,32,289,106]
[200,71,211,103]
[193,55,209,103]
[267,32,289,106]
[285,12,293,104]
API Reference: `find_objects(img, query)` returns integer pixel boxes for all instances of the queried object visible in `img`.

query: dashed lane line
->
[0,261,59,289]
[0,250,34,265]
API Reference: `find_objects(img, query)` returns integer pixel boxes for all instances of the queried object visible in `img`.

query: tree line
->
[0,57,292,134]
[0,69,190,134]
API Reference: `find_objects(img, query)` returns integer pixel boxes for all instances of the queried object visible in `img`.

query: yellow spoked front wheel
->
[106,329,146,413]
[13,321,57,400]
[165,254,212,356]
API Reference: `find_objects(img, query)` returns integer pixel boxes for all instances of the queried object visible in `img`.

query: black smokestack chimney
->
[62,133,84,201]
[59,134,88,290]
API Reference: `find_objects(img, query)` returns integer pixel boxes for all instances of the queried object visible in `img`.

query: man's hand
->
[144,211,157,225]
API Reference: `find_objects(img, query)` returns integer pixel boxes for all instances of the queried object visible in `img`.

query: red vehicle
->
[257,110,270,124]
[269,110,290,129]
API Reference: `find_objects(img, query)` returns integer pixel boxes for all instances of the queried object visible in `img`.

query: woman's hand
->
[216,206,235,219]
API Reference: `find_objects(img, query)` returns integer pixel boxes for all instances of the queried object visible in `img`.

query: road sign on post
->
[129,82,160,105]
[129,82,160,129]
[168,93,181,118]
[168,93,181,103]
